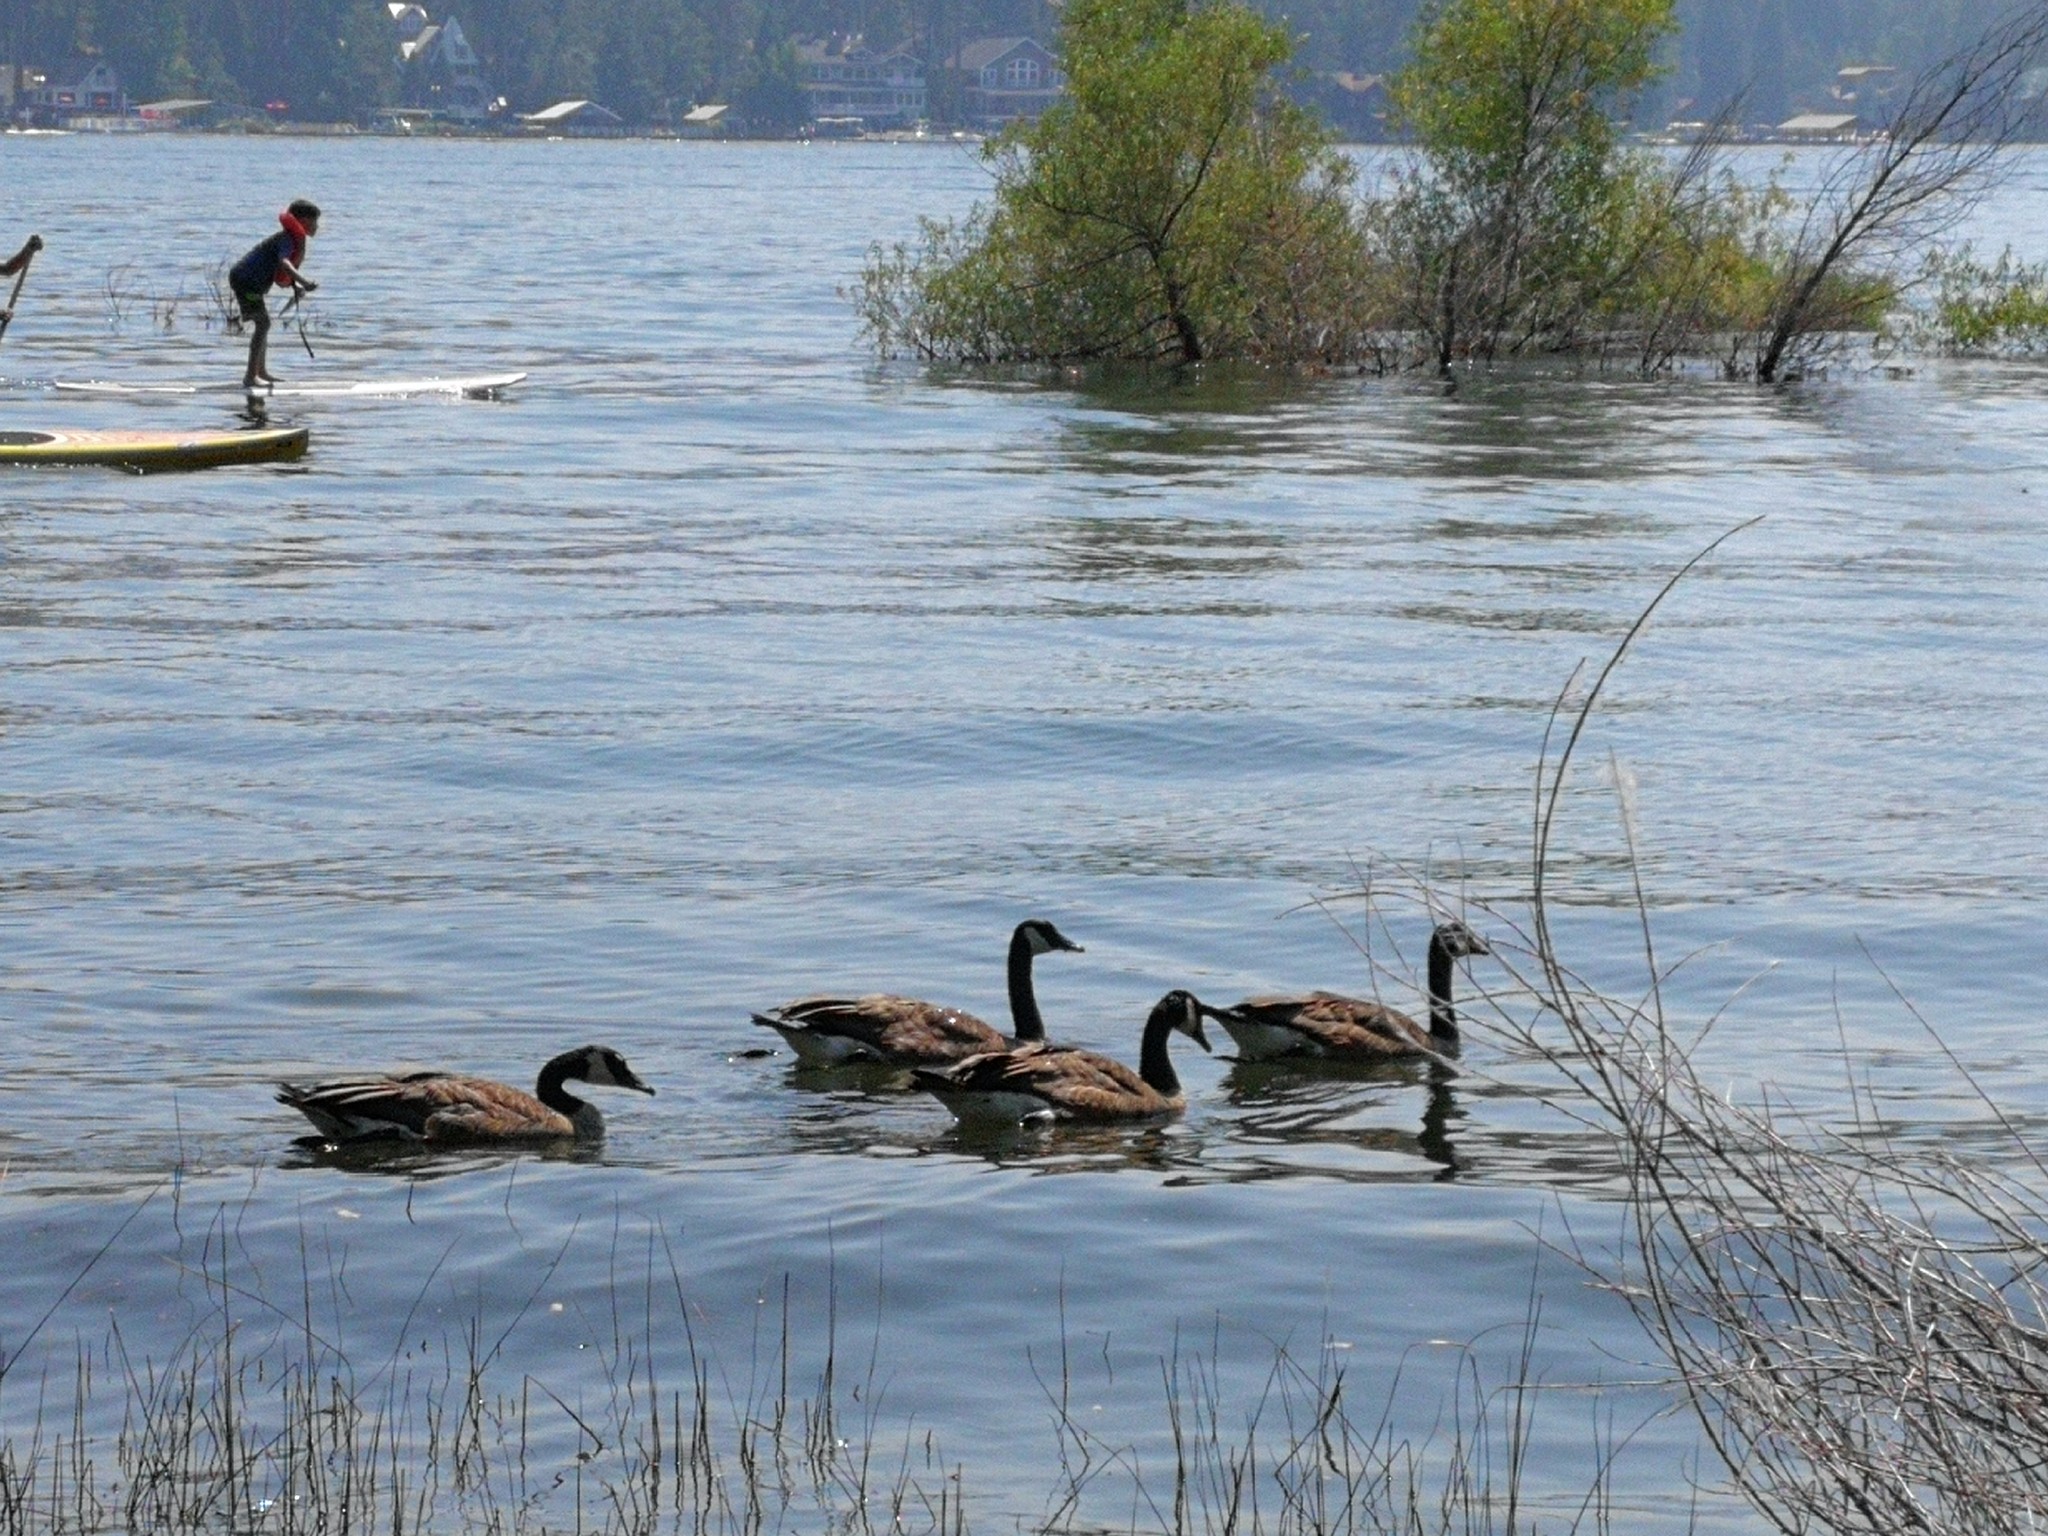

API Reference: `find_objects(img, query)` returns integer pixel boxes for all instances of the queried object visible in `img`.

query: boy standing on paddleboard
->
[229,201,320,390]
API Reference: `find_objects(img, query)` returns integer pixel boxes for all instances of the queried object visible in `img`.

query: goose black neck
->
[1426,934,1460,1041]
[1008,927,1047,1042]
[535,1054,590,1117]
[1138,1009,1182,1096]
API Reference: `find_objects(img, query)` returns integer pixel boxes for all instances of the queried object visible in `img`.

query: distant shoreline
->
[7,123,1977,147]
[2,121,990,144]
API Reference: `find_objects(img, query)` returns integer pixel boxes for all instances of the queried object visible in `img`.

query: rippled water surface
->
[5,134,2048,1531]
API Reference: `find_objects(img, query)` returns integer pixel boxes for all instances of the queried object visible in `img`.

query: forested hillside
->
[3,0,2026,126]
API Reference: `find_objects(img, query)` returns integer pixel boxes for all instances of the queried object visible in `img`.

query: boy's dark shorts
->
[234,289,268,323]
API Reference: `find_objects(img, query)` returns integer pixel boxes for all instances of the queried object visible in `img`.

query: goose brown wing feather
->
[768,994,1005,1063]
[945,1044,1176,1119]
[284,1073,574,1140]
[1233,992,1431,1056]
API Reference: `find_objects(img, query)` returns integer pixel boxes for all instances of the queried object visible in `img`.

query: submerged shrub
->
[1919,244,2048,353]
[1360,0,1876,373]
[856,0,1372,367]
[861,0,2021,378]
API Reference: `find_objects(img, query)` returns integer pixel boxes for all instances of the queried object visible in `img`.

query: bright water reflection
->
[3,134,2048,1533]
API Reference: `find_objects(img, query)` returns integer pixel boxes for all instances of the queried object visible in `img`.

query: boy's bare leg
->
[244,308,272,389]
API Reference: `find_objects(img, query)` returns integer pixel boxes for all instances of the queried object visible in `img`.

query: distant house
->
[946,37,1062,129]
[136,98,216,129]
[3,66,50,122]
[1831,65,1898,106]
[1777,111,1860,140]
[519,99,625,134]
[388,2,430,44]
[795,37,926,130]
[396,12,495,121]
[679,103,731,138]
[1298,70,1386,141]
[28,56,125,124]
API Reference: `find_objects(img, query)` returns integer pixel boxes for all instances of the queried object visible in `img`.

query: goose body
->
[1214,922,1490,1063]
[915,990,1216,1124]
[754,918,1082,1066]
[277,1044,654,1143]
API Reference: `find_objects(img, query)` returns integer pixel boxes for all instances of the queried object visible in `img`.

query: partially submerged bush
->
[856,0,1372,366]
[1919,244,2048,353]
[861,0,2048,378]
[1378,0,1680,364]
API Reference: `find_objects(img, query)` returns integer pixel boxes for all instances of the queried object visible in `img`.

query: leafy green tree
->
[859,0,1369,364]
[590,0,714,121]
[1394,0,1669,194]
[737,38,807,129]
[1383,0,1679,363]
[325,0,401,119]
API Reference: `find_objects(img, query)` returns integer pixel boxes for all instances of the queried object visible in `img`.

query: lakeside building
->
[519,99,626,136]
[795,37,926,130]
[942,37,1062,129]
[389,3,431,45]
[679,103,732,138]
[1831,64,1899,108]
[136,98,218,129]
[393,8,497,122]
[1776,111,1861,141]
[1297,70,1387,141]
[23,55,125,125]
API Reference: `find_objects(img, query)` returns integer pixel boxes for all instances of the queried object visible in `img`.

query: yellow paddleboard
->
[0,426,309,471]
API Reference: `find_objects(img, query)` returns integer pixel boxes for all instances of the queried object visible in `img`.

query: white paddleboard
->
[55,372,528,399]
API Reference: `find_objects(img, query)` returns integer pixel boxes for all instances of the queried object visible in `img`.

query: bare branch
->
[1753,1,2048,380]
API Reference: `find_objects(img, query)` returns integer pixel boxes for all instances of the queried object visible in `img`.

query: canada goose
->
[1213,921,1491,1062]
[277,1043,655,1143]
[914,990,1218,1124]
[752,917,1084,1066]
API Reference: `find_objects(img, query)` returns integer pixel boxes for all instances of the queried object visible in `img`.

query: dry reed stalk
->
[1459,520,2048,1534]
[0,1195,1598,1536]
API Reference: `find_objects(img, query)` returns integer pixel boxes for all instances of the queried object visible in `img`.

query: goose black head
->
[1152,990,1218,1053]
[1432,921,1490,960]
[576,1045,657,1095]
[1018,918,1085,956]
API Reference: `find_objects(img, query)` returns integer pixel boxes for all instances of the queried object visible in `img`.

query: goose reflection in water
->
[770,1084,1202,1176]
[278,1136,614,1179]
[935,1117,1194,1178]
[1220,1060,1465,1181]
[784,1058,921,1095]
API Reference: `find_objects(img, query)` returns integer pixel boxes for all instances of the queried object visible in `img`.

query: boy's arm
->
[0,234,44,278]
[278,254,318,293]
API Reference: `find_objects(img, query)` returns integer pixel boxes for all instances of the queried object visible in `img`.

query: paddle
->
[280,283,316,361]
[0,234,45,349]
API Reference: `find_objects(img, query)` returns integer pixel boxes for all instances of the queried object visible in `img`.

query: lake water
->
[4,133,2048,1533]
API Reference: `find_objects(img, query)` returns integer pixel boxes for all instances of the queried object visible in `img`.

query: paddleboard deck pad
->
[0,426,309,470]
[55,372,527,399]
